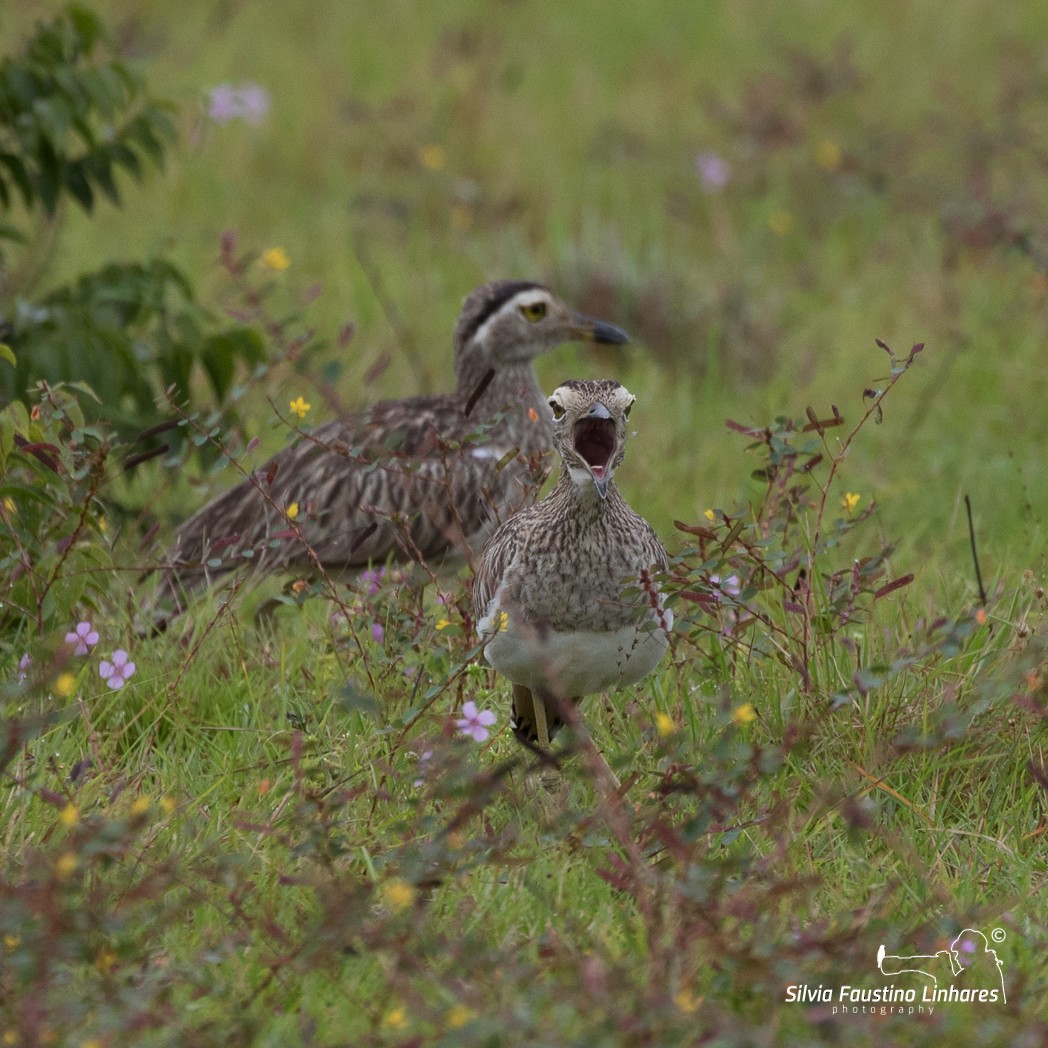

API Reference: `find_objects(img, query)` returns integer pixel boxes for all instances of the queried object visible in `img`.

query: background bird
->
[473,378,672,759]
[153,282,629,619]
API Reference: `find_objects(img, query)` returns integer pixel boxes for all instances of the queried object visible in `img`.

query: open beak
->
[568,313,631,346]
[573,402,617,498]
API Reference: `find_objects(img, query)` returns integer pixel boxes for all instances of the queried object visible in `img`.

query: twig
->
[965,494,987,606]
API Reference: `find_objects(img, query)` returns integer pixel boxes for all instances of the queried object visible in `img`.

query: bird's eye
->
[548,398,566,420]
[520,302,548,322]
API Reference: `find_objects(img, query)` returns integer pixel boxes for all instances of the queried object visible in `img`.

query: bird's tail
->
[143,475,280,628]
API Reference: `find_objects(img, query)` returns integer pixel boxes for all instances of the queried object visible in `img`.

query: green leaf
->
[109,142,142,181]
[87,149,120,206]
[66,5,107,53]
[0,344,15,368]
[64,161,95,212]
[0,222,27,244]
[0,153,34,206]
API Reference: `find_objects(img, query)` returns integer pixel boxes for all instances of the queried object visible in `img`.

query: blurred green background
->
[6,0,1048,586]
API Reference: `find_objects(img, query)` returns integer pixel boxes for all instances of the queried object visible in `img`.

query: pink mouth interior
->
[573,417,615,474]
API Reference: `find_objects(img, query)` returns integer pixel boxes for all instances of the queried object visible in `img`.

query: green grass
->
[3,0,1048,1044]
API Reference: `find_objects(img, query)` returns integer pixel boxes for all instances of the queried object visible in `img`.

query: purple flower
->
[99,650,136,691]
[455,700,496,743]
[17,653,31,681]
[237,84,270,124]
[710,574,742,599]
[371,622,385,644]
[360,568,385,595]
[65,621,99,656]
[413,748,434,787]
[207,83,271,126]
[695,150,732,192]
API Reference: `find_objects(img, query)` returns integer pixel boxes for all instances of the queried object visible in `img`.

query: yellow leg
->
[511,684,551,750]
[531,691,551,750]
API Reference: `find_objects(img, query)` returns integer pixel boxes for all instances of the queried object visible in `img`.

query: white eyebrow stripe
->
[470,290,550,347]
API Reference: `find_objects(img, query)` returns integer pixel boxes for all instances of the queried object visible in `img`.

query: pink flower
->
[207,83,271,126]
[17,653,31,681]
[695,150,732,191]
[65,621,99,656]
[99,650,136,690]
[360,568,385,595]
[413,748,434,787]
[455,700,496,743]
[709,574,742,600]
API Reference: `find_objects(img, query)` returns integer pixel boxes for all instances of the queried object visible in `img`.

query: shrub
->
[0,5,263,442]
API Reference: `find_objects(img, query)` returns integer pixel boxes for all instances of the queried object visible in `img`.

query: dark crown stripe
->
[555,378,624,393]
[457,280,547,346]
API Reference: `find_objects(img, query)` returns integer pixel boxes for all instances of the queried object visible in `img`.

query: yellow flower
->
[419,144,445,171]
[59,803,79,828]
[160,796,176,815]
[655,712,676,738]
[95,947,117,973]
[2,1033,18,1046]
[3,935,20,950]
[289,396,311,419]
[815,139,842,170]
[55,852,78,879]
[674,988,701,1013]
[131,797,151,816]
[732,703,756,726]
[840,491,861,515]
[382,1006,408,1030]
[54,673,76,698]
[286,502,300,521]
[435,617,451,631]
[447,1004,474,1029]
[703,508,716,522]
[260,246,290,271]
[768,209,794,236]
[381,878,416,914]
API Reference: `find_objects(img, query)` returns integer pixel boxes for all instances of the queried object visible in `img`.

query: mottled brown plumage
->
[154,283,629,619]
[473,379,671,752]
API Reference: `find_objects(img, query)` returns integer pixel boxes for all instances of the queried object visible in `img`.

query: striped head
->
[452,281,629,375]
[547,379,636,499]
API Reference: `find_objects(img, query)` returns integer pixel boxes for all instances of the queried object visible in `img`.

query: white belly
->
[483,619,670,698]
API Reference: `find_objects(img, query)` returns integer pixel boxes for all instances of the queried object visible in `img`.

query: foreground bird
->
[154,282,629,619]
[473,379,671,755]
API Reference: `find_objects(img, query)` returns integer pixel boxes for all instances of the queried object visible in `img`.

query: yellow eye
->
[520,302,548,322]
[548,398,566,420]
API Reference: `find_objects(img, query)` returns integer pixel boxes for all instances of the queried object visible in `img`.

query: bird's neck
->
[455,354,550,449]
[552,469,623,514]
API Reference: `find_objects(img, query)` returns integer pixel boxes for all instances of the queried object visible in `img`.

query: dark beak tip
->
[573,315,631,346]
[593,321,631,346]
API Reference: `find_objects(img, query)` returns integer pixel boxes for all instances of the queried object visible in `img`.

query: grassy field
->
[3,0,1048,1044]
